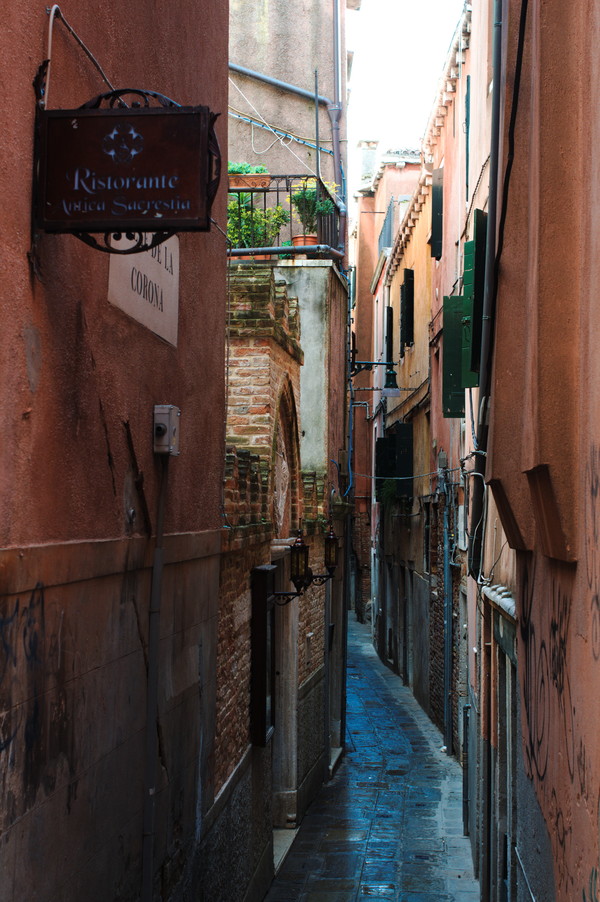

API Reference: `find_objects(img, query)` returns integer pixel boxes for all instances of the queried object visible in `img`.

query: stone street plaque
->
[108,233,179,345]
[36,105,216,232]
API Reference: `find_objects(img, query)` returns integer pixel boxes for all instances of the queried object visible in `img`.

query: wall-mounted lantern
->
[275,525,339,605]
[350,359,400,391]
[289,531,310,594]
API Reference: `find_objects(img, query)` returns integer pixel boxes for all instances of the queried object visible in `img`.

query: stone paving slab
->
[264,618,480,902]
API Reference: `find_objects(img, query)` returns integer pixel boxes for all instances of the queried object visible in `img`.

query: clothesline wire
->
[228,76,319,178]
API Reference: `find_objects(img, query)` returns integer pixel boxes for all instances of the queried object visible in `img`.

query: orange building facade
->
[1,3,233,900]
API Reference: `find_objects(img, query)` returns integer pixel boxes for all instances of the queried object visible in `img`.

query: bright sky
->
[346,0,465,193]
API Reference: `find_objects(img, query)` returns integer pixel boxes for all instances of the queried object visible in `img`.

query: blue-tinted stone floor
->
[264,618,480,901]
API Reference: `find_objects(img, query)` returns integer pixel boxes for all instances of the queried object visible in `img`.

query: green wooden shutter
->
[443,295,465,418]
[470,208,487,374]
[404,269,414,346]
[461,208,487,386]
[400,281,406,359]
[430,168,443,259]
[461,240,478,388]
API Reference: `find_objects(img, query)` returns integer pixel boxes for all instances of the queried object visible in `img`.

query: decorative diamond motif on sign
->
[102,124,144,163]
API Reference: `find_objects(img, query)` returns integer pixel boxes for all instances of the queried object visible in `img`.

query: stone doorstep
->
[273,827,299,874]
[329,745,344,778]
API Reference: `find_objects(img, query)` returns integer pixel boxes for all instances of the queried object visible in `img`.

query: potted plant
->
[227,195,290,258]
[290,179,335,244]
[228,161,271,190]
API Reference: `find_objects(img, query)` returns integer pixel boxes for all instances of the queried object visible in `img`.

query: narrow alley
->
[265,618,479,902]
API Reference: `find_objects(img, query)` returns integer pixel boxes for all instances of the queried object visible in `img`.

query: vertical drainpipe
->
[323,576,331,778]
[467,0,503,579]
[466,0,504,893]
[441,464,453,756]
[331,0,347,261]
[331,0,343,192]
[142,456,169,902]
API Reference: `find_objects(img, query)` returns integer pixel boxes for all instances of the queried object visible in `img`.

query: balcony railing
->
[226,175,344,261]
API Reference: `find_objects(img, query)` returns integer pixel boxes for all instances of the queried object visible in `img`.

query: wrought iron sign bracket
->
[272,566,334,605]
[307,569,335,587]
[350,359,399,390]
[32,58,221,258]
[272,590,303,606]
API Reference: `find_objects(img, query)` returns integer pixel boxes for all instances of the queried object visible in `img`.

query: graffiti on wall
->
[549,577,575,783]
[0,583,74,821]
[583,867,599,902]
[520,556,549,782]
[586,444,600,661]
[520,560,578,892]
[520,444,600,897]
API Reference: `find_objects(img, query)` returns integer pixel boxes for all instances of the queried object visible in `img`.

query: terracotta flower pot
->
[291,234,318,246]
[235,253,272,260]
[228,174,271,190]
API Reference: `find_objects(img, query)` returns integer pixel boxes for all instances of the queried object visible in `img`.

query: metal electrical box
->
[153,405,181,456]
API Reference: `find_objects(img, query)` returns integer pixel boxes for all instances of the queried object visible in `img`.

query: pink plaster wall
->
[1,2,228,547]
[0,3,229,899]
[352,192,377,528]
[487,0,600,897]
[429,86,467,479]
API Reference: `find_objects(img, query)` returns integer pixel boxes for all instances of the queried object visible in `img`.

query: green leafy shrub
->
[290,180,335,234]
[228,161,269,174]
[227,196,290,248]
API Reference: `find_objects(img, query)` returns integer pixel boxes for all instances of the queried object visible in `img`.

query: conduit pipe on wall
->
[467,0,504,580]
[440,466,453,756]
[228,61,345,212]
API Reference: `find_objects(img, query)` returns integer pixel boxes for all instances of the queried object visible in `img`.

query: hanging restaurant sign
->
[33,85,221,254]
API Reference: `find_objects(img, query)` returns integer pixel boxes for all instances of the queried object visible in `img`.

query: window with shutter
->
[461,209,487,388]
[400,268,414,357]
[469,208,487,375]
[375,428,413,500]
[386,306,394,366]
[405,269,414,347]
[443,295,465,417]
[461,241,478,389]
[395,423,413,499]
[430,168,443,259]
[375,436,396,501]
[378,197,395,254]
[400,281,406,360]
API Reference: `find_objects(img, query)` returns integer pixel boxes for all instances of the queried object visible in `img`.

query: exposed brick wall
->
[429,498,445,732]
[352,507,372,622]
[216,488,329,797]
[216,267,327,793]
[224,446,270,528]
[215,513,271,792]
[227,267,302,460]
[427,492,464,749]
[297,533,327,687]
[451,559,463,756]
[301,472,325,523]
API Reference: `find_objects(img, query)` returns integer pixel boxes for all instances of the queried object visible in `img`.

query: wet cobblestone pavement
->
[265,618,480,901]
